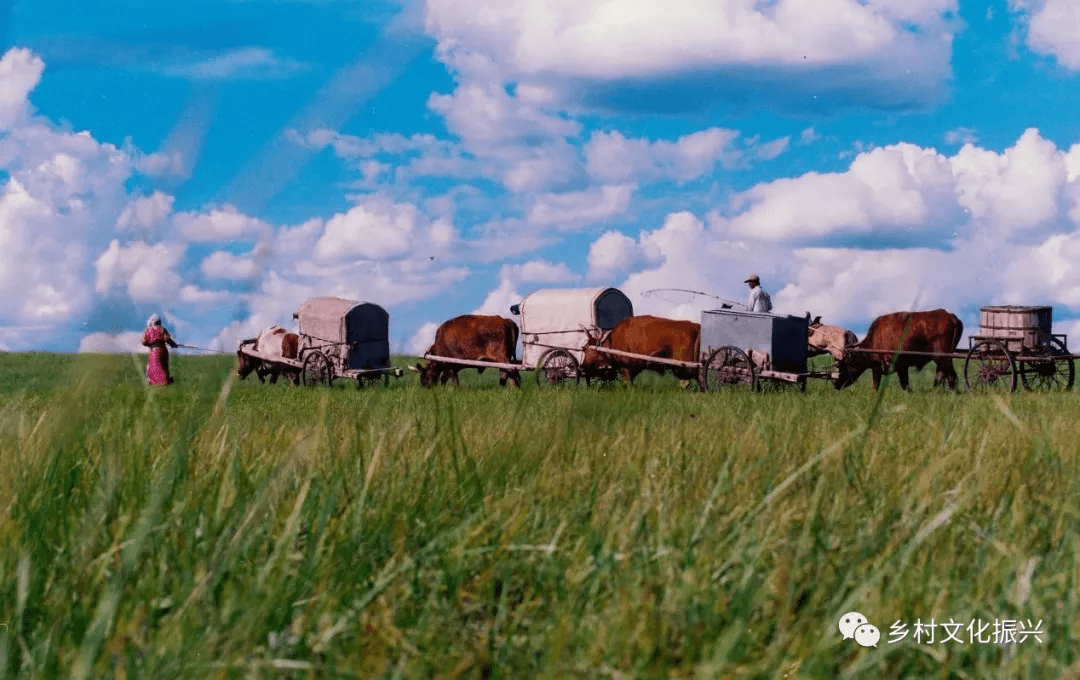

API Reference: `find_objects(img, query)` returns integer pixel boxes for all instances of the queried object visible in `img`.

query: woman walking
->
[142,314,179,385]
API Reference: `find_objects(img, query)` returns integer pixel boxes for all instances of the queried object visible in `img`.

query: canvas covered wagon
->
[236,296,403,388]
[291,297,404,387]
[511,287,634,385]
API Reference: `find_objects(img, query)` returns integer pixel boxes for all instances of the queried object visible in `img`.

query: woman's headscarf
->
[146,314,162,328]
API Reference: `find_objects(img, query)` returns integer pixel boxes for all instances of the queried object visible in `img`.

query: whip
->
[642,288,749,310]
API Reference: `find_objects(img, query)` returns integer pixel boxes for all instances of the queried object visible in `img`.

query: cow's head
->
[415,361,440,388]
[236,341,260,380]
[833,347,870,390]
[578,327,611,377]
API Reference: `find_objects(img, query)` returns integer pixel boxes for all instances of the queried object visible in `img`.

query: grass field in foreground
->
[0,351,1078,679]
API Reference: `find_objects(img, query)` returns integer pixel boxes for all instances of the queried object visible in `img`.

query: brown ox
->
[808,316,859,362]
[237,325,301,385]
[834,309,964,391]
[580,315,702,389]
[415,315,521,388]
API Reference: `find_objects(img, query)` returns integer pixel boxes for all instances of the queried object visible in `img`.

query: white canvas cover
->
[518,287,632,366]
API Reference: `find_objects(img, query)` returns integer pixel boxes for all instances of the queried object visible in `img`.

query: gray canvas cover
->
[296,297,391,371]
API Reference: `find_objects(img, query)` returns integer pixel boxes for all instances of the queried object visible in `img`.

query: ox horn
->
[408,365,421,372]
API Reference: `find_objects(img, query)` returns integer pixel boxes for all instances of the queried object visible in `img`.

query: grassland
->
[0,351,1078,679]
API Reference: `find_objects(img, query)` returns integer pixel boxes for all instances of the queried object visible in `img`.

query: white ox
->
[808,316,858,362]
[236,325,302,385]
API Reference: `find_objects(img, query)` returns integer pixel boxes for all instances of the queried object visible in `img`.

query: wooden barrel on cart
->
[978,305,1052,352]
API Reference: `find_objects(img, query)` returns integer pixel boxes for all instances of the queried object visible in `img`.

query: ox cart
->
[958,306,1074,392]
[698,308,840,392]
[238,297,404,388]
[808,305,1075,393]
[417,287,635,386]
[558,304,830,392]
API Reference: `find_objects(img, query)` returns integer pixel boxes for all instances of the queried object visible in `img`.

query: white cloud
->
[424,81,585,193]
[175,205,271,242]
[951,128,1065,236]
[587,230,650,281]
[754,136,791,161]
[472,258,579,316]
[78,331,147,354]
[311,198,457,262]
[0,48,44,129]
[407,321,440,355]
[116,191,174,235]
[715,142,958,242]
[505,259,576,284]
[0,179,89,323]
[428,0,953,77]
[584,128,742,184]
[1010,0,1080,69]
[472,277,522,316]
[526,184,634,230]
[94,240,185,303]
[426,0,957,113]
[178,285,232,305]
[200,249,263,280]
[428,81,580,146]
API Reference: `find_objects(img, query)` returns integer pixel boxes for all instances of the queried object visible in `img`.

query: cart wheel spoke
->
[964,339,1016,393]
[704,346,755,392]
[1018,338,1075,391]
[535,349,581,387]
[302,351,333,387]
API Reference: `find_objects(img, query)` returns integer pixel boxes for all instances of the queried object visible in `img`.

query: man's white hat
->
[744,274,760,283]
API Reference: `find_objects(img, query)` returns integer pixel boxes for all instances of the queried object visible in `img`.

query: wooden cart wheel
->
[302,350,333,387]
[964,339,1016,393]
[704,346,755,392]
[1019,337,1075,391]
[535,349,581,387]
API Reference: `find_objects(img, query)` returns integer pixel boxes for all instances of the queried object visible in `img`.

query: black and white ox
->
[236,325,302,385]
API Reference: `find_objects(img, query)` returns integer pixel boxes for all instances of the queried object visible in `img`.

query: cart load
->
[976,305,1054,352]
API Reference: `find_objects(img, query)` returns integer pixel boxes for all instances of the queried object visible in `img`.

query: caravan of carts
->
[237,291,1077,393]
[416,288,635,385]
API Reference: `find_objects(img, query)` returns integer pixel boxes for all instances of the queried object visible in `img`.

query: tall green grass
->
[0,352,1077,678]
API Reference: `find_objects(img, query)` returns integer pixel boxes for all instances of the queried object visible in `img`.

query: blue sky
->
[3,0,1080,354]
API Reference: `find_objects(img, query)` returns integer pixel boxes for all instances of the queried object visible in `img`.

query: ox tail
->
[507,319,520,362]
[952,315,964,352]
